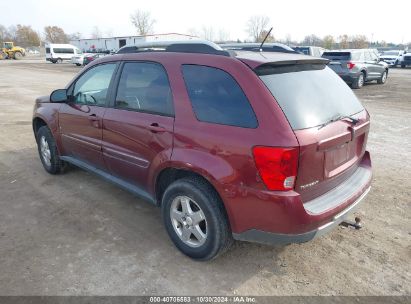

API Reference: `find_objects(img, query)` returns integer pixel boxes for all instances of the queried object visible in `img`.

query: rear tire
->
[351,72,365,89]
[76,63,81,66]
[161,177,233,261]
[377,70,388,84]
[36,126,66,174]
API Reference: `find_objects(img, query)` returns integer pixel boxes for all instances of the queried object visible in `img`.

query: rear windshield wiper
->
[318,114,359,130]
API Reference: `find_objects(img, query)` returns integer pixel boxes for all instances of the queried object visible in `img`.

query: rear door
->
[257,63,369,202]
[368,50,385,77]
[102,61,174,190]
[59,63,117,170]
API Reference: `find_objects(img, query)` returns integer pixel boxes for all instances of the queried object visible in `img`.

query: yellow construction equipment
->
[0,42,26,60]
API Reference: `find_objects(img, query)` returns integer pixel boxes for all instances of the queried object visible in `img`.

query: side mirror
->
[50,89,68,103]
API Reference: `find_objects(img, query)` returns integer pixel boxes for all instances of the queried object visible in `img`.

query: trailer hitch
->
[340,217,362,230]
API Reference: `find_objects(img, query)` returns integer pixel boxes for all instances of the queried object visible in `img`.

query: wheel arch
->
[32,116,49,140]
[154,165,234,231]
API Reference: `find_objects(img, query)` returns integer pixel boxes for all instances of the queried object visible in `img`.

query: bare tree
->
[201,26,215,41]
[338,34,349,49]
[323,35,335,49]
[68,32,82,40]
[91,26,102,39]
[44,26,68,43]
[257,29,275,43]
[15,24,40,47]
[351,35,368,49]
[302,34,323,46]
[130,10,155,35]
[246,15,270,42]
[217,28,230,43]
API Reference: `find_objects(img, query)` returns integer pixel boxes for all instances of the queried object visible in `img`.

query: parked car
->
[71,53,90,66]
[322,49,389,89]
[220,42,297,53]
[83,53,107,65]
[293,46,325,57]
[380,50,404,67]
[32,41,372,260]
[399,50,411,68]
[46,44,82,64]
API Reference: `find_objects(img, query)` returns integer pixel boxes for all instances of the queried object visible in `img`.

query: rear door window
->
[182,65,257,128]
[258,64,364,130]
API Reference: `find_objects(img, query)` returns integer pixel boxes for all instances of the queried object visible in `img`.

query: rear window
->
[258,64,364,130]
[322,52,351,61]
[182,65,258,128]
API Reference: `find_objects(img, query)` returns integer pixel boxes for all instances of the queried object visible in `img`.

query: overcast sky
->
[1,0,409,43]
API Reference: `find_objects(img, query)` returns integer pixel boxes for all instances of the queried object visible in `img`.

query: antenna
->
[259,27,273,52]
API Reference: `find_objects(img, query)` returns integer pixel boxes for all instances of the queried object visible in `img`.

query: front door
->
[102,61,175,190]
[59,63,117,170]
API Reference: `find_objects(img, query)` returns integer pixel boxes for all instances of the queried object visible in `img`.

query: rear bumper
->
[233,186,370,245]
[230,151,372,245]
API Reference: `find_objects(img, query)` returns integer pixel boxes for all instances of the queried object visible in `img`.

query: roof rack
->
[116,40,233,57]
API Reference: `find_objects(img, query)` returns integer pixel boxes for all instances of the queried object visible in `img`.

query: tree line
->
[1,12,408,49]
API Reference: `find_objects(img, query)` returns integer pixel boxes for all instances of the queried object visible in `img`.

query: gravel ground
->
[0,59,410,296]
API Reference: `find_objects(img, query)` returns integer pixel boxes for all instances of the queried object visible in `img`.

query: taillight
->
[252,146,299,191]
[347,61,356,69]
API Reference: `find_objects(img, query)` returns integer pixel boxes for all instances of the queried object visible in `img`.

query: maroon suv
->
[32,41,372,260]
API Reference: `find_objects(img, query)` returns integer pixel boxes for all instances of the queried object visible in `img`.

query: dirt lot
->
[0,58,410,296]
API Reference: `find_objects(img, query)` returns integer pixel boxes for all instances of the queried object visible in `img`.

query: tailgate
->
[294,110,370,202]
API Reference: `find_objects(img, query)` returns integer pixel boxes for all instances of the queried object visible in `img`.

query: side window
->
[115,62,173,116]
[364,51,372,62]
[369,51,378,62]
[182,65,258,128]
[72,63,116,106]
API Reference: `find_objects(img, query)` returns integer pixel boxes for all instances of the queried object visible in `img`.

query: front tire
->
[13,52,23,60]
[377,70,388,84]
[57,58,63,64]
[161,178,232,261]
[76,63,81,66]
[36,126,66,174]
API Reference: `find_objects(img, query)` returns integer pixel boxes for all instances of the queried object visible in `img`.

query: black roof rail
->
[116,40,233,57]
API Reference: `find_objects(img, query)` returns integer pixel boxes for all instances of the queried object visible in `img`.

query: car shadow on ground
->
[0,147,287,295]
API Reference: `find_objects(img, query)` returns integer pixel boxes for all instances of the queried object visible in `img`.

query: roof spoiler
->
[255,58,330,75]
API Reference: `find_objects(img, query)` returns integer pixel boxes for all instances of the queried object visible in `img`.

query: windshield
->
[258,64,364,130]
[382,51,399,56]
[294,47,310,55]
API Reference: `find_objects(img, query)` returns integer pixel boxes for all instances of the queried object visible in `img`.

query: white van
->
[45,44,82,63]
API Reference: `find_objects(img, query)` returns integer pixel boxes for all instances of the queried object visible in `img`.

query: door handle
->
[88,114,100,128]
[88,113,98,121]
[147,123,166,133]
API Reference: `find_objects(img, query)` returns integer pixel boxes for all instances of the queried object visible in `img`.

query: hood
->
[35,95,50,103]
